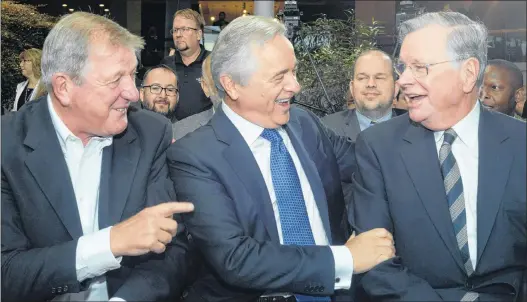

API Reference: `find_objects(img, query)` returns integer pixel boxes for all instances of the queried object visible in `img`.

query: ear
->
[51,73,74,107]
[219,74,239,101]
[349,79,355,100]
[139,87,145,102]
[514,86,525,103]
[197,29,203,41]
[461,58,479,93]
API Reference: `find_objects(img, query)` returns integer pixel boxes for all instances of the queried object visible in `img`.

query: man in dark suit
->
[323,49,406,141]
[353,12,526,301]
[1,12,193,302]
[167,15,395,302]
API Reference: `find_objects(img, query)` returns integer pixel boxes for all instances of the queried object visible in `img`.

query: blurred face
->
[172,16,201,53]
[397,25,479,131]
[515,86,526,116]
[66,42,139,139]
[479,65,515,115]
[219,12,226,20]
[140,68,179,116]
[351,51,395,119]
[224,35,301,128]
[20,57,34,79]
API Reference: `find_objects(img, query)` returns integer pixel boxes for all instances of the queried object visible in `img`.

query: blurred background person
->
[480,59,524,117]
[13,48,42,111]
[173,55,219,140]
[323,49,405,142]
[515,84,526,119]
[139,64,180,123]
[161,9,211,121]
[393,90,409,110]
[212,11,229,28]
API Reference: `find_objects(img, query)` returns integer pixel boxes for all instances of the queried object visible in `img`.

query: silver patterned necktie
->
[438,129,478,302]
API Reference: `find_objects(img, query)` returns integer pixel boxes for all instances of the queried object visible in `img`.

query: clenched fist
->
[345,228,395,274]
[110,202,194,257]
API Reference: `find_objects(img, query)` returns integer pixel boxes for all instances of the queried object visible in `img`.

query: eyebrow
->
[356,72,388,77]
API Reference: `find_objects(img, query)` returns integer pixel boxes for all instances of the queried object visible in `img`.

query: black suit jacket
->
[322,108,407,141]
[352,106,526,301]
[1,98,188,302]
[167,106,356,302]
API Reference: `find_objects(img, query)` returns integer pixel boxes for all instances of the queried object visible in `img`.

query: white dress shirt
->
[222,103,354,290]
[48,96,124,301]
[433,101,480,270]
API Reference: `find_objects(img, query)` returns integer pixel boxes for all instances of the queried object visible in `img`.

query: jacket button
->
[335,277,341,283]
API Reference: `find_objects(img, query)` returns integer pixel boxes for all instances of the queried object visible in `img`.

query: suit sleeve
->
[113,121,190,301]
[167,143,336,295]
[1,168,81,302]
[352,134,444,301]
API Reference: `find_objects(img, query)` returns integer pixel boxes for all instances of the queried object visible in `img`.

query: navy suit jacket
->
[352,106,526,301]
[1,98,188,302]
[167,106,356,302]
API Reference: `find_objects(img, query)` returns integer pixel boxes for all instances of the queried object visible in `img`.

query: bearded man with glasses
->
[139,64,180,124]
[161,8,212,121]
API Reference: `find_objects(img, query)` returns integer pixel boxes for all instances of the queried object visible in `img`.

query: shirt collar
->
[355,109,393,130]
[434,100,480,148]
[47,95,113,149]
[222,102,265,146]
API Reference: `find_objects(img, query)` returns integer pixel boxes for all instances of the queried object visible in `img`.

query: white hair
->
[41,12,144,91]
[398,11,488,87]
[211,15,286,98]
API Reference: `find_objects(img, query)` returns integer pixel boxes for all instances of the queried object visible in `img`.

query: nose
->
[396,66,415,91]
[367,77,377,88]
[479,86,490,100]
[121,75,139,101]
[285,73,301,95]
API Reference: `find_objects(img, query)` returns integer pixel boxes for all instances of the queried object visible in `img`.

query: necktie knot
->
[261,128,283,144]
[442,128,458,146]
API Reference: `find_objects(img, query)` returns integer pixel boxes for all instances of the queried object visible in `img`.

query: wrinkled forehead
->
[400,25,451,62]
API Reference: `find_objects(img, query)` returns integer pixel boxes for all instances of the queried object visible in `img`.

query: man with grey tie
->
[352,11,526,301]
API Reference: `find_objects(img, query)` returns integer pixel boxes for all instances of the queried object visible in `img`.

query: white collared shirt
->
[222,102,354,290]
[433,101,480,270]
[48,96,123,301]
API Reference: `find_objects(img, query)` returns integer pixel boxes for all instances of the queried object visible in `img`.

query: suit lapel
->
[476,109,512,265]
[24,99,83,239]
[400,122,465,271]
[285,117,333,243]
[213,108,280,242]
[106,127,141,224]
[344,110,361,141]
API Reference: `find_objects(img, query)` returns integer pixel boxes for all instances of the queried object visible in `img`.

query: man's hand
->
[345,228,395,274]
[110,202,194,257]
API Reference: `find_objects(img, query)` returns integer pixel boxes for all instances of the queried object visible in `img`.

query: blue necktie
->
[438,129,478,302]
[261,129,330,302]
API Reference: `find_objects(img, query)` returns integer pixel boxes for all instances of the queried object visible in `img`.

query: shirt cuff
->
[109,297,126,302]
[76,226,123,281]
[329,246,354,290]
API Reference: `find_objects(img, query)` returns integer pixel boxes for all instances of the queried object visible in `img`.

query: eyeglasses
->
[394,59,468,78]
[142,85,179,96]
[170,27,198,35]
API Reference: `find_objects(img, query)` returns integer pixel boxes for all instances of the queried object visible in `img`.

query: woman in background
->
[13,48,42,111]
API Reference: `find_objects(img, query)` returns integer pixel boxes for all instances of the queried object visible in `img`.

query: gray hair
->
[41,12,144,91]
[398,12,488,87]
[211,16,286,98]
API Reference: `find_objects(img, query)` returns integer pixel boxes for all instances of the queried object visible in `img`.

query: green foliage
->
[293,10,383,115]
[1,1,56,110]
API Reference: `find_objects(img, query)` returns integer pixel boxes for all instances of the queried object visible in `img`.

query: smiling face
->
[223,34,301,128]
[351,51,395,119]
[140,68,179,116]
[397,24,479,131]
[57,41,139,141]
[479,65,516,115]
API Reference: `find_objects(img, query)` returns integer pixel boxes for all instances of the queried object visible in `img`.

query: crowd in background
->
[1,6,526,302]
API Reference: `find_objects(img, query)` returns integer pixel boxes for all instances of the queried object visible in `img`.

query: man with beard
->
[161,9,211,121]
[139,65,179,123]
[323,49,406,142]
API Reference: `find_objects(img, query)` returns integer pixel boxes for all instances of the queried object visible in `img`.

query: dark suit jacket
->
[167,106,356,302]
[1,98,188,302]
[352,107,526,301]
[322,108,407,141]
